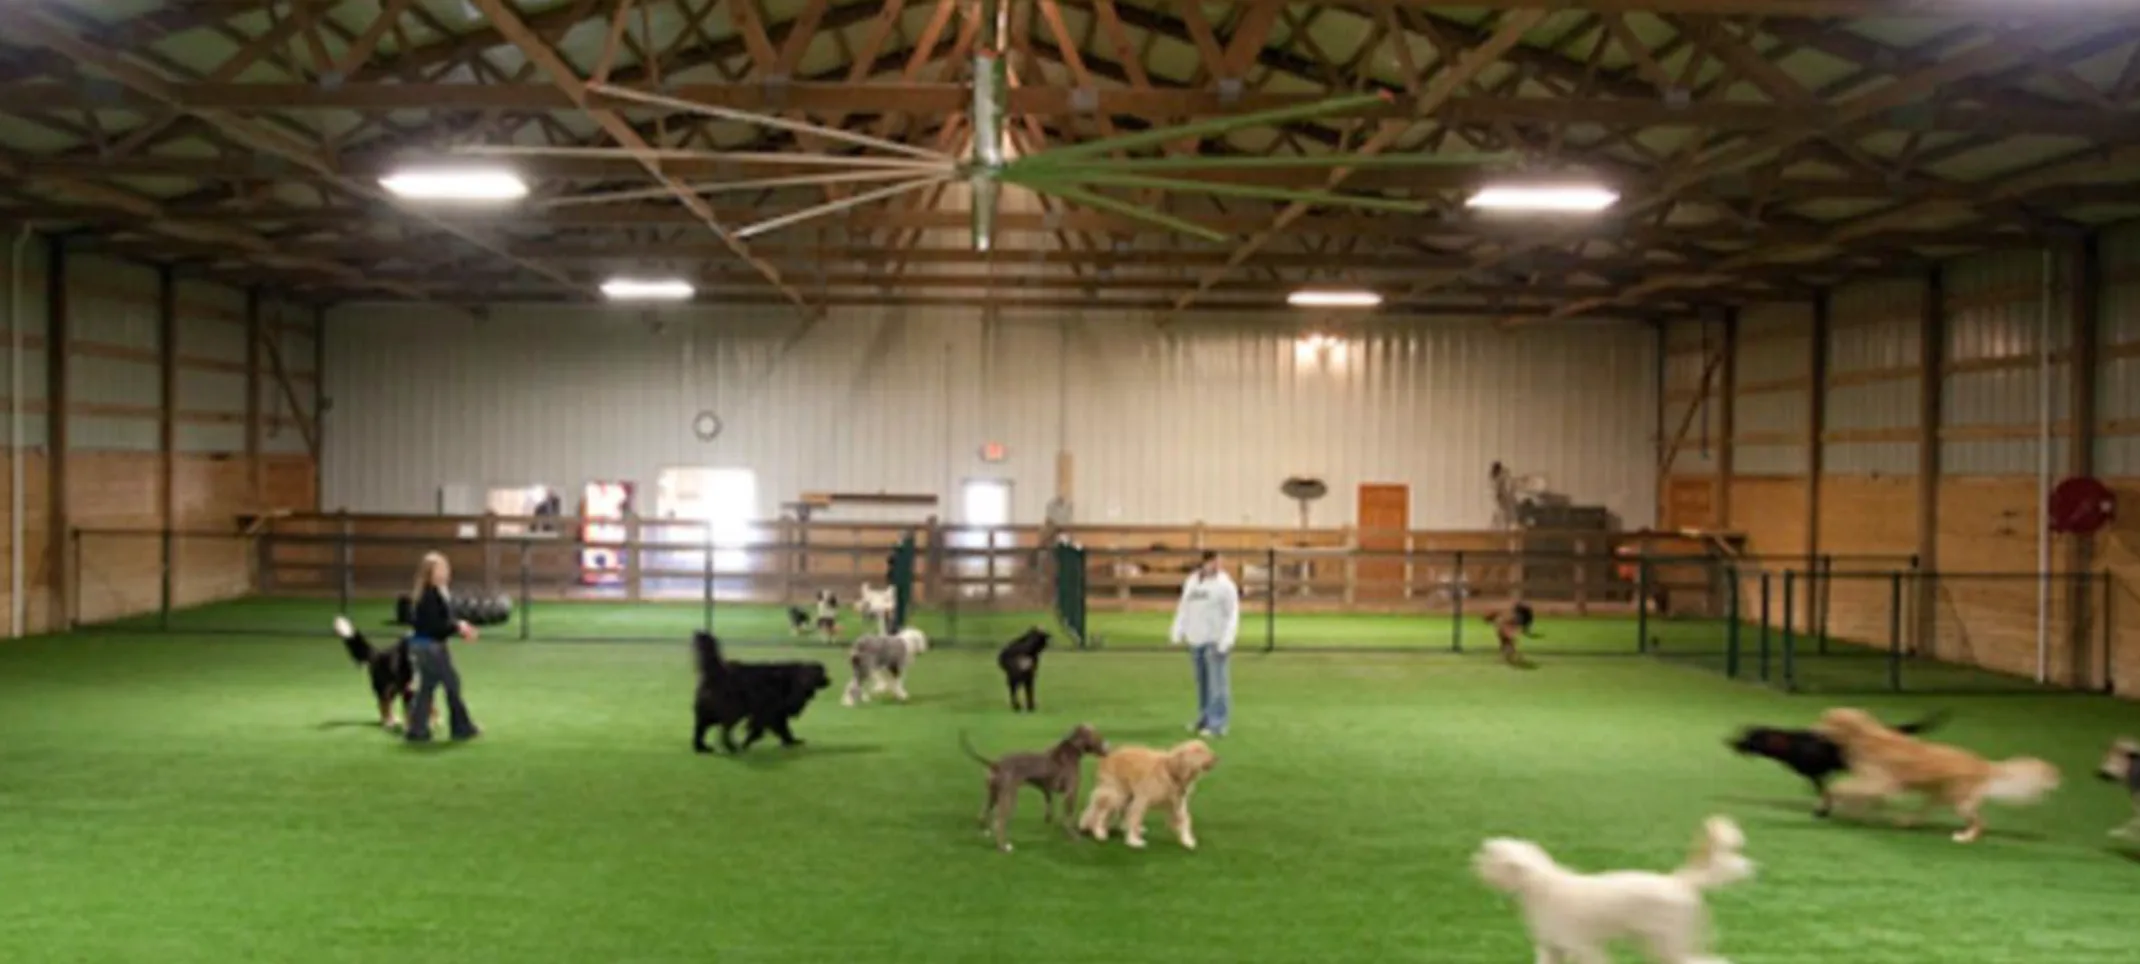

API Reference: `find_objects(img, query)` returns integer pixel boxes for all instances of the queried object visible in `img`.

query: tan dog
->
[2096,736,2140,839]
[1077,739,1218,850]
[1815,707,2061,843]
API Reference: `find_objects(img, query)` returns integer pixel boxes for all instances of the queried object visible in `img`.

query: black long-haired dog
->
[997,628,1051,713]
[691,631,831,754]
[332,616,435,731]
[1728,709,1950,816]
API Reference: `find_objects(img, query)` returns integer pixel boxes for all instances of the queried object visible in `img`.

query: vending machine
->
[579,481,635,586]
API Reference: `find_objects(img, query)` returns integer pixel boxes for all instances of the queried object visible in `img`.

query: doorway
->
[956,479,1013,599]
[1356,484,1410,602]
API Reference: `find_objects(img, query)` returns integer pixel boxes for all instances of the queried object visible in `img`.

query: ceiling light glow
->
[378,167,528,202]
[1465,183,1619,213]
[600,278,695,301]
[1288,289,1383,308]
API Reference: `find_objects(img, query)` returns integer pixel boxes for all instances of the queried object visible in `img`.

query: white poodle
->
[855,582,896,635]
[1472,815,1752,964]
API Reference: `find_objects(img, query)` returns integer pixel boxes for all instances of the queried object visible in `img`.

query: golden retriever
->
[1815,707,2060,843]
[1077,739,1218,849]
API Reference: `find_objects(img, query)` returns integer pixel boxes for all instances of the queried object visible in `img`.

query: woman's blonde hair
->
[412,551,450,600]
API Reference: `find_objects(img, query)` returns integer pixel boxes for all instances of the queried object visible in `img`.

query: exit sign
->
[979,442,1007,463]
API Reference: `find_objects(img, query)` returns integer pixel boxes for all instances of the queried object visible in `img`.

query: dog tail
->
[958,730,993,769]
[1893,709,1951,735]
[1673,816,1753,891]
[333,616,373,665]
[693,631,727,681]
[1982,757,2062,805]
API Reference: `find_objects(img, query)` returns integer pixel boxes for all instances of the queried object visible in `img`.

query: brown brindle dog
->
[961,724,1109,853]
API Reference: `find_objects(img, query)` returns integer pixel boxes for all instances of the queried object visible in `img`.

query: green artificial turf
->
[6,599,2138,963]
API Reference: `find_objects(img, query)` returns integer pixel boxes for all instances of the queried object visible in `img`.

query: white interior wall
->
[322,303,1660,529]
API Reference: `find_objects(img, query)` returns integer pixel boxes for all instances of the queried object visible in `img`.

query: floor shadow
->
[712,743,888,767]
[1711,794,1822,816]
[315,719,390,731]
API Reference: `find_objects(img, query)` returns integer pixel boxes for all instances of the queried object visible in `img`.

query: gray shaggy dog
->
[843,627,928,706]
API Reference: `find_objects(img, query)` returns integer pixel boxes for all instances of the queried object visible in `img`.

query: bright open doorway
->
[656,467,758,579]
[955,478,1013,599]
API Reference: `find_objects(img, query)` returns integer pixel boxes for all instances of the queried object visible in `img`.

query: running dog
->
[2096,736,2140,839]
[997,628,1051,713]
[332,615,436,732]
[690,631,831,754]
[1483,602,1540,668]
[1473,815,1753,964]
[1727,710,1949,817]
[843,627,927,706]
[1815,707,2061,843]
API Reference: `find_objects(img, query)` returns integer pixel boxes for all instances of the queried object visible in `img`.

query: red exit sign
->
[979,442,1007,463]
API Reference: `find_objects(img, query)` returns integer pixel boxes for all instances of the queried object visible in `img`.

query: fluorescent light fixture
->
[1288,288,1382,308]
[1465,183,1619,212]
[600,277,696,301]
[378,166,528,201]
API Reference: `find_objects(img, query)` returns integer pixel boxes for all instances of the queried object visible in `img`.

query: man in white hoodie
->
[1170,550,1240,738]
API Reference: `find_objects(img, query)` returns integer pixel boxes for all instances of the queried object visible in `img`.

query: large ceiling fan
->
[453,0,1513,250]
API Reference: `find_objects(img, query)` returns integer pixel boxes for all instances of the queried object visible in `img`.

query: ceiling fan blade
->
[1006,180,1230,243]
[1014,92,1393,168]
[1020,170,1432,214]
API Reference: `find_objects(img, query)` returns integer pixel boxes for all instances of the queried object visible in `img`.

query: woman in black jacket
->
[406,551,481,743]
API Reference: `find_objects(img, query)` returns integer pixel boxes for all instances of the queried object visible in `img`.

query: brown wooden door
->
[1357,484,1410,603]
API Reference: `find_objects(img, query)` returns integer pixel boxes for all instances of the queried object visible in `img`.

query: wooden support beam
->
[1716,311,1738,530]
[1916,266,1946,657]
[1805,290,1829,568]
[256,318,319,460]
[245,287,262,508]
[43,236,66,631]
[157,264,176,531]
[2064,234,2101,688]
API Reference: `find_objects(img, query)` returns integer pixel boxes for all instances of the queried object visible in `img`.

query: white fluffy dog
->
[1472,815,1752,964]
[842,627,927,705]
[855,582,896,635]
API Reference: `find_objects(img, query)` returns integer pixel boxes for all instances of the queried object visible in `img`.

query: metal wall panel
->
[2099,224,2140,476]
[1734,443,1806,476]
[65,254,159,452]
[322,303,1661,528]
[1943,249,2068,476]
[0,235,47,448]
[1660,319,1717,475]
[1824,277,1922,476]
[259,300,316,456]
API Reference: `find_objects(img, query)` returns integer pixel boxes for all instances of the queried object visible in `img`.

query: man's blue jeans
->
[1190,643,1231,735]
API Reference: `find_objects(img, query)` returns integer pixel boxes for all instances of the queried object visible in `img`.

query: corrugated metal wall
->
[321,303,1661,528]
[175,279,249,454]
[1660,321,1719,476]
[2099,224,2140,475]
[1943,250,2071,476]
[0,238,49,449]
[1824,278,1922,476]
[67,255,161,452]
[1734,301,1813,476]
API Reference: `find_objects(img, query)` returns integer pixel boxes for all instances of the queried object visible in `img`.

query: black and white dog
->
[332,616,436,731]
[997,628,1051,713]
[786,590,840,643]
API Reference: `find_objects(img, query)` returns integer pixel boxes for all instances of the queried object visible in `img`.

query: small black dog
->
[332,615,434,731]
[997,628,1051,713]
[691,631,831,754]
[1727,710,1950,816]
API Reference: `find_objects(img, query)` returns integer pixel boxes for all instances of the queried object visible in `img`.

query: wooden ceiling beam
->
[2,82,2127,139]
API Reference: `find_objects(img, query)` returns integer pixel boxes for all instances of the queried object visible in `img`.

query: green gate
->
[887,531,917,632]
[1052,537,1088,647]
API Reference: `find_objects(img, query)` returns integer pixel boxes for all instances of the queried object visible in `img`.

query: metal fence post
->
[1781,570,1797,691]
[702,531,714,636]
[1264,545,1277,653]
[159,527,173,632]
[1758,571,1772,683]
[2101,572,2115,694]
[1887,571,1904,692]
[1451,551,1466,653]
[69,528,81,629]
[337,513,353,615]
[517,539,531,642]
[1635,557,1650,654]
[1724,565,1741,678]
[1816,555,1833,655]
